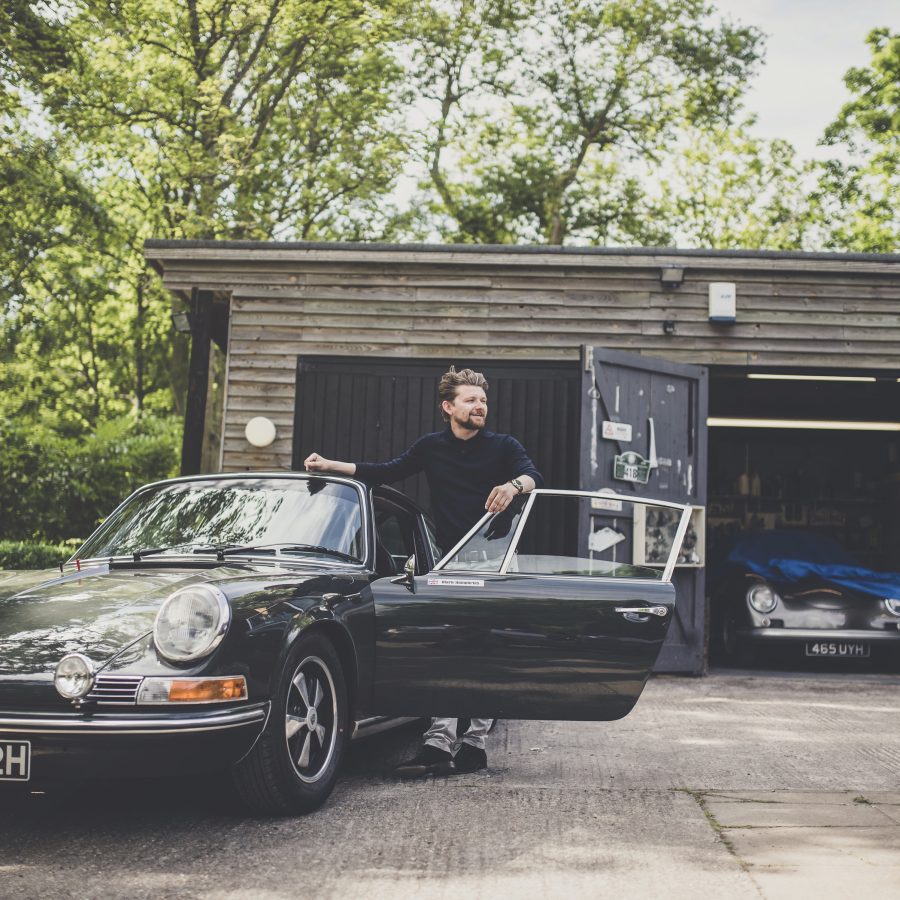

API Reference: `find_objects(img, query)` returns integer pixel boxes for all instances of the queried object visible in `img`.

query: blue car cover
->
[727,530,900,601]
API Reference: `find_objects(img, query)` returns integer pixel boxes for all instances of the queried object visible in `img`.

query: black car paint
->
[374,574,674,721]
[1,476,679,787]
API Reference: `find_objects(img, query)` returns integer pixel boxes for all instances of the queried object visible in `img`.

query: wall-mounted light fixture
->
[171,311,193,334]
[245,416,277,448]
[662,320,677,335]
[660,267,683,289]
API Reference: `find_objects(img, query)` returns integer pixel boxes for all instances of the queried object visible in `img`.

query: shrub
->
[0,415,181,542]
[0,540,76,570]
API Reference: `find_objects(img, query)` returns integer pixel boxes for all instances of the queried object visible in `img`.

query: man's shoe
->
[394,745,455,779]
[454,742,487,773]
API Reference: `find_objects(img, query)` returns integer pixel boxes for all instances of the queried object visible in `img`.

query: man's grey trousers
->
[423,717,494,752]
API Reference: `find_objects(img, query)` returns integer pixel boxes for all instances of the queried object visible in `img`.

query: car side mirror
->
[390,555,416,590]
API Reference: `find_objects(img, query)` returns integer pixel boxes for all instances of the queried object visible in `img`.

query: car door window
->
[373,500,417,576]
[439,494,530,572]
[436,491,689,581]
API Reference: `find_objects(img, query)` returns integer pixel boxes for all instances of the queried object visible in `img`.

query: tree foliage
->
[0,4,896,543]
[409,0,763,243]
[811,28,899,252]
[654,121,813,250]
[0,415,180,542]
[1,0,409,434]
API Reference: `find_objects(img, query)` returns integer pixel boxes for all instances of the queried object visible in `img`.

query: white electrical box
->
[708,282,736,322]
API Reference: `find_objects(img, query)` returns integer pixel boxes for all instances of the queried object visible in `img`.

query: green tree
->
[813,28,899,252]
[411,0,763,244]
[654,121,813,250]
[1,0,409,432]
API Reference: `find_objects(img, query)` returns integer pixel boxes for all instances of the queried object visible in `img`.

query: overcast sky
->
[713,0,898,160]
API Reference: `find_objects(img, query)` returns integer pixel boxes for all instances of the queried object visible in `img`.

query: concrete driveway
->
[2,670,899,898]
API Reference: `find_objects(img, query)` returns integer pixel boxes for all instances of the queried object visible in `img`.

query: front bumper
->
[0,702,269,780]
[735,628,900,658]
[736,628,900,644]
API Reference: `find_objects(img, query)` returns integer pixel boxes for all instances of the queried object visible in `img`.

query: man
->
[304,366,542,777]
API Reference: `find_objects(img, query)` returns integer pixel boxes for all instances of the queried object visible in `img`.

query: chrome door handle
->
[615,606,668,617]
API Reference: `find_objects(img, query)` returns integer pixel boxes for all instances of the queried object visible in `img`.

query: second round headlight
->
[154,584,230,663]
[747,583,779,614]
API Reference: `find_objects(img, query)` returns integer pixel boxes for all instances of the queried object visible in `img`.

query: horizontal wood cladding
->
[146,246,899,471]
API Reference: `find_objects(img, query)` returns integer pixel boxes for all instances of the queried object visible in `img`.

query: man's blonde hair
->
[438,366,488,422]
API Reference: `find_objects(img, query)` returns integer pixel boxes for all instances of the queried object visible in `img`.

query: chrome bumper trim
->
[0,703,269,735]
[739,628,900,642]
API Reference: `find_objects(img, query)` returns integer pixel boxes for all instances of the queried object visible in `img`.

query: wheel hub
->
[306,707,318,730]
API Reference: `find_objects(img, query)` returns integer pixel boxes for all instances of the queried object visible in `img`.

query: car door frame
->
[371,490,691,721]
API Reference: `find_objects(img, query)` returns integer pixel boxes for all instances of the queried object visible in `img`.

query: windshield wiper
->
[126,545,202,561]
[219,543,360,563]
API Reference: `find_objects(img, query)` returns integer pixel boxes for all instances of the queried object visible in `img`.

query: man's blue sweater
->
[354,427,543,552]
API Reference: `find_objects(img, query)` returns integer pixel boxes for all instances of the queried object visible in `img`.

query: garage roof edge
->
[143,239,900,263]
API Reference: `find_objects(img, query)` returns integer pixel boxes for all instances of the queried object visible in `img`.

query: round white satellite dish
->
[245,416,277,448]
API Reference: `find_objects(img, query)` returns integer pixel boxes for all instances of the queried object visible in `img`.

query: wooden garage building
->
[145,241,900,673]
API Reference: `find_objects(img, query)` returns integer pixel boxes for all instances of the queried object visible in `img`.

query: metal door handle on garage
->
[614,606,668,618]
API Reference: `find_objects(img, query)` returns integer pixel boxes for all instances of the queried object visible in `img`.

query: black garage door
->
[292,356,581,556]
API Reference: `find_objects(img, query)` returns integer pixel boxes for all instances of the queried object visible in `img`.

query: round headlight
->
[54,653,95,700]
[747,583,778,614]
[884,598,900,617]
[154,585,230,663]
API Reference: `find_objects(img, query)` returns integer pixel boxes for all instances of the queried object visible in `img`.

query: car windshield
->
[75,477,364,562]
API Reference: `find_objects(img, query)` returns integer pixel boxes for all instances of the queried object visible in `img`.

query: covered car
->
[0,474,690,814]
[710,529,900,665]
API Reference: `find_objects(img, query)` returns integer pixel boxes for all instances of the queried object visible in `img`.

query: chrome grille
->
[87,674,144,705]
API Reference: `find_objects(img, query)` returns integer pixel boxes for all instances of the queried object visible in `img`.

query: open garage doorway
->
[706,369,900,672]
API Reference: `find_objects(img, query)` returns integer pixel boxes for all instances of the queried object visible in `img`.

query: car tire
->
[721,616,755,667]
[232,631,348,816]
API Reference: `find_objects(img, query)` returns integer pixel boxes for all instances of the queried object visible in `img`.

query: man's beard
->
[456,414,484,432]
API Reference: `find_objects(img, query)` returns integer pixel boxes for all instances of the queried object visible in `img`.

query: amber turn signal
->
[137,676,248,704]
[168,677,248,702]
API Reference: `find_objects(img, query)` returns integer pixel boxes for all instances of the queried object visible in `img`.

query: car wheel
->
[721,616,755,667]
[232,632,348,815]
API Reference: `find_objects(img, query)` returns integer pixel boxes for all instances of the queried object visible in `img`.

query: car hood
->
[0,564,254,675]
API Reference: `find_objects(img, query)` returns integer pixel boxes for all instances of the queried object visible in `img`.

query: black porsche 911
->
[0,474,690,814]
[710,529,900,667]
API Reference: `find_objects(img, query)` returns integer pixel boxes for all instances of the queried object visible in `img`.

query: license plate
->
[805,641,870,658]
[0,739,31,781]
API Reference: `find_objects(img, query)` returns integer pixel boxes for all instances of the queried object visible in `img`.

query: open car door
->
[372,490,691,721]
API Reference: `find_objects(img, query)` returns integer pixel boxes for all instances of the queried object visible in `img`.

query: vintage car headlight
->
[884,598,900,617]
[747,584,779,614]
[54,653,95,700]
[154,585,231,662]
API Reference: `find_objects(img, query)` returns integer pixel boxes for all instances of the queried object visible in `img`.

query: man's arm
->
[485,474,535,513]
[303,453,356,476]
[304,438,426,485]
[484,437,543,513]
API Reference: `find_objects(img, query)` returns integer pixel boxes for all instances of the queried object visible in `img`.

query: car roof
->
[142,471,431,520]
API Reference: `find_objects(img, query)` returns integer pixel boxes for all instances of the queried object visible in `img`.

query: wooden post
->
[180,287,213,476]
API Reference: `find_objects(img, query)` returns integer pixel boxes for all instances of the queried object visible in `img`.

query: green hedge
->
[0,540,77,570]
[0,415,180,543]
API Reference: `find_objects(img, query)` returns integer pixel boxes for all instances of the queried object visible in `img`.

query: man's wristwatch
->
[510,477,525,494]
